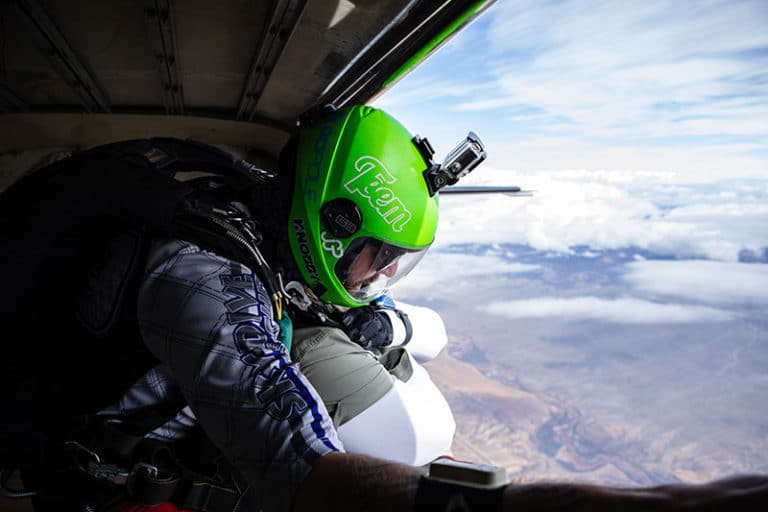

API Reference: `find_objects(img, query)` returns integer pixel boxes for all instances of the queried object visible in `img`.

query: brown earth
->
[423,335,667,485]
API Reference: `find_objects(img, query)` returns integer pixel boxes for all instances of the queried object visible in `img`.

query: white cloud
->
[483,296,733,324]
[434,168,768,261]
[623,260,768,304]
[394,251,539,296]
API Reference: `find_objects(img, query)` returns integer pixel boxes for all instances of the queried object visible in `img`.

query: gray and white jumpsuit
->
[117,238,345,512]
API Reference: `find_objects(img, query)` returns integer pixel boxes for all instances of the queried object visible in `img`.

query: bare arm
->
[295,452,424,512]
[296,452,768,512]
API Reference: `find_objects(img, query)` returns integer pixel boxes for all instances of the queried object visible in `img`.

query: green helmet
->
[287,105,439,307]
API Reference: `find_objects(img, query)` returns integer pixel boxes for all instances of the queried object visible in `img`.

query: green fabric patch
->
[277,313,293,352]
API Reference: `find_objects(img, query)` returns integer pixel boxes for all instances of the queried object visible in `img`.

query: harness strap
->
[128,471,241,511]
[395,308,414,346]
[62,434,243,512]
[127,468,180,505]
[181,482,240,512]
[107,426,242,512]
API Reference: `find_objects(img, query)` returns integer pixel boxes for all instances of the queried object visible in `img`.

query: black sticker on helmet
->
[321,198,362,238]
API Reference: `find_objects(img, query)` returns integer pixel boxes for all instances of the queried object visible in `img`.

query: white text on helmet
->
[320,231,344,258]
[344,156,412,232]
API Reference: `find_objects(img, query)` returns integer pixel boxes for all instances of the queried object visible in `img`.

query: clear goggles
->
[335,237,430,303]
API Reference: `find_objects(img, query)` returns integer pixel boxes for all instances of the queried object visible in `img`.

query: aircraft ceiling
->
[0,0,494,156]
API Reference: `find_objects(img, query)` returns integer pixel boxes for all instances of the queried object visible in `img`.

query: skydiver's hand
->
[341,305,392,350]
[341,305,411,351]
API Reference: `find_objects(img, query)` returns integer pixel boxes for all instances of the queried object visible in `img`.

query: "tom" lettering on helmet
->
[344,156,412,232]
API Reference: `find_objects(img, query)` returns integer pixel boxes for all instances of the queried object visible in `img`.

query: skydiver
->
[0,105,462,511]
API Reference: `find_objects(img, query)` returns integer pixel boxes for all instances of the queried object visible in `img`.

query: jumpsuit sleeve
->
[136,239,343,512]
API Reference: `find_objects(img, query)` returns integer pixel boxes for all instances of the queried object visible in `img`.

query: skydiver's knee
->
[291,326,394,428]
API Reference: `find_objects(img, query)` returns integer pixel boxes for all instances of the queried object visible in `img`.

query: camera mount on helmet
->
[420,131,487,196]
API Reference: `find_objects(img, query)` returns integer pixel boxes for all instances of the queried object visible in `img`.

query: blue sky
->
[375,0,768,180]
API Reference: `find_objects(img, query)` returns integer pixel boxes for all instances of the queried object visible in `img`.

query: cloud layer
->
[435,168,768,262]
[623,260,768,304]
[483,296,733,324]
[395,252,539,296]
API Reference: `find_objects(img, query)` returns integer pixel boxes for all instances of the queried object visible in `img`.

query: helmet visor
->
[335,237,429,303]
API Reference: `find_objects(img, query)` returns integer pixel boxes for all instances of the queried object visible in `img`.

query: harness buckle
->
[64,441,159,486]
[86,461,159,487]
[130,462,159,480]
[87,461,130,485]
[64,440,101,470]
[283,280,312,311]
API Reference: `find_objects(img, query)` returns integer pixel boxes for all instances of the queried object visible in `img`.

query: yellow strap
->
[273,293,283,320]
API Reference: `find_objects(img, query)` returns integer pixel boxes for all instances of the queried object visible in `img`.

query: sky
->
[372,0,768,481]
[375,0,768,181]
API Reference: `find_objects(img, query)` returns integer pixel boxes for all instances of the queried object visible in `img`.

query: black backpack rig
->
[0,138,292,510]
